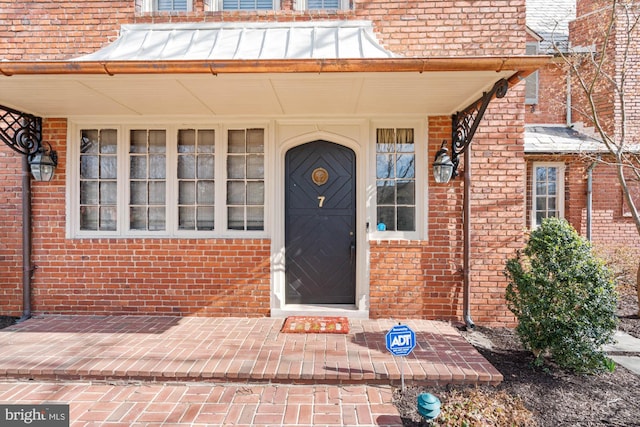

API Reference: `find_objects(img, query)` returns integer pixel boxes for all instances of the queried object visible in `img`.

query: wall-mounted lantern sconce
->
[432,141,455,184]
[431,78,510,185]
[28,142,58,182]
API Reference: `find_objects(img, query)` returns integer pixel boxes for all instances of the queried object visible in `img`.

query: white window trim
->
[293,0,350,10]
[531,162,565,229]
[212,0,279,11]
[368,120,426,241]
[67,121,270,239]
[142,0,193,12]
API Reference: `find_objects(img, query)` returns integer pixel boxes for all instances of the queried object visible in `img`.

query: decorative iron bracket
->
[0,104,43,157]
[449,78,509,176]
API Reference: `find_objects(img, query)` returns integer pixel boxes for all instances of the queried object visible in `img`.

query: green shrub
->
[504,217,618,373]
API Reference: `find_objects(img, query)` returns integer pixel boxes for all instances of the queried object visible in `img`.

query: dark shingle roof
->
[524,126,605,153]
[527,0,576,53]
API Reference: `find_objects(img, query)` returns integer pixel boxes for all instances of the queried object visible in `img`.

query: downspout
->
[19,155,32,322]
[586,160,598,241]
[463,148,475,330]
[566,71,572,127]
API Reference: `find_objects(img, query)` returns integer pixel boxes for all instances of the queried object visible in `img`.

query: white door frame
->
[270,121,370,318]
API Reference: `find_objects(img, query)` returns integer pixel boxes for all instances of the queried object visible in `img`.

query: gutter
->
[0,56,550,76]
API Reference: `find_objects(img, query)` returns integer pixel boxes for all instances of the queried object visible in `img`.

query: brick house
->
[525,0,640,254]
[0,1,547,325]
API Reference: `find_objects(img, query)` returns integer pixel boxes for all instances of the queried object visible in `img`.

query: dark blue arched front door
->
[285,140,356,304]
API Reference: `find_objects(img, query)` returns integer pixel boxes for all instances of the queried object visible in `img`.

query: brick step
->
[0,316,502,386]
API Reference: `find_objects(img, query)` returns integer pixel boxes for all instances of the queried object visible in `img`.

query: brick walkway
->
[0,381,402,426]
[0,316,502,425]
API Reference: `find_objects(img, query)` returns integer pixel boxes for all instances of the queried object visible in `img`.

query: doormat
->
[281,316,349,334]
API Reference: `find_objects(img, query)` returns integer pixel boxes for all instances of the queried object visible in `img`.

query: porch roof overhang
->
[0,22,550,118]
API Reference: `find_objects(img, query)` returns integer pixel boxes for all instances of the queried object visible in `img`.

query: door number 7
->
[317,196,326,208]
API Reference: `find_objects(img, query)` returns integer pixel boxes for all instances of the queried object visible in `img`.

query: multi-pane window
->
[221,0,274,9]
[178,129,215,230]
[129,130,167,231]
[157,0,188,10]
[227,129,265,230]
[308,0,340,8]
[532,163,565,228]
[80,129,118,231]
[294,0,347,9]
[376,128,416,232]
[75,126,266,237]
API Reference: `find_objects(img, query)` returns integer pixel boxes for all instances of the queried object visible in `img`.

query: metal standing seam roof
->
[74,21,399,61]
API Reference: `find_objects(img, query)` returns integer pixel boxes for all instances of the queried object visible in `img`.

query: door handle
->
[350,242,356,262]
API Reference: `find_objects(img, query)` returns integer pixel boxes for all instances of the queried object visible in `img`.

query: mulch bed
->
[0,316,17,330]
[393,287,640,427]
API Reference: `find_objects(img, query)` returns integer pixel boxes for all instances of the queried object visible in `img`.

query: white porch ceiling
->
[0,22,547,119]
[0,70,517,118]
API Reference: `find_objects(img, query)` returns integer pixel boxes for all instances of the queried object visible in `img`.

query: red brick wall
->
[23,120,271,317]
[1,1,528,324]
[369,116,464,322]
[370,89,528,327]
[525,153,640,249]
[466,86,527,326]
[0,0,526,60]
[562,0,640,250]
[589,160,640,249]
[569,2,617,137]
[0,144,23,317]
[525,61,569,125]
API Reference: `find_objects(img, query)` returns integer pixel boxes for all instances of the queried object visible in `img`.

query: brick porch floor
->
[0,316,501,385]
[0,316,502,426]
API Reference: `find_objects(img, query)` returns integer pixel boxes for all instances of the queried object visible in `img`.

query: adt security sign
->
[385,324,416,356]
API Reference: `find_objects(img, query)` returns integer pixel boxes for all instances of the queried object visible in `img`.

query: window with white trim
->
[531,162,565,228]
[375,128,416,232]
[142,0,192,12]
[227,129,265,231]
[294,0,350,9]
[178,129,215,231]
[129,129,167,231]
[219,0,275,9]
[158,0,189,10]
[72,125,265,237]
[80,129,118,231]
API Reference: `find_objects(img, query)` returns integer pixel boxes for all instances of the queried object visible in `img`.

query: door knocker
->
[311,167,329,186]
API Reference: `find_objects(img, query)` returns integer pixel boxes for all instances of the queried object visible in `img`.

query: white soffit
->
[0,71,516,118]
